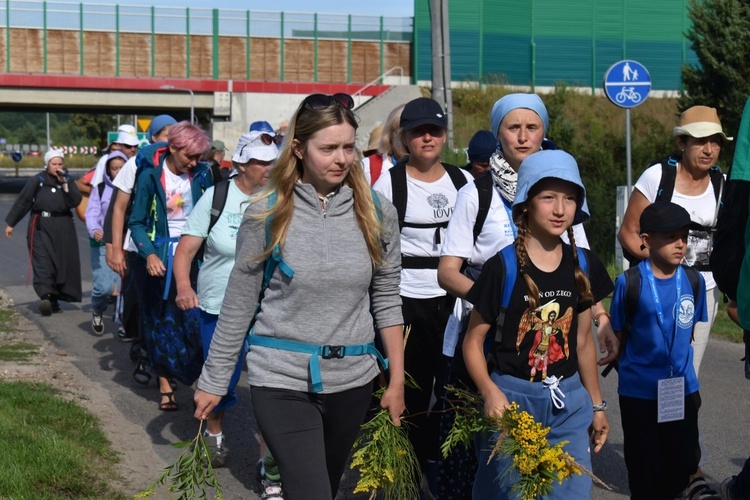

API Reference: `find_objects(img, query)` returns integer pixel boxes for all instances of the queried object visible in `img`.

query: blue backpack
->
[489,243,588,348]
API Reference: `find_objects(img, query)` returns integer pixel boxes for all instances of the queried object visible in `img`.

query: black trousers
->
[251,383,373,500]
[122,251,141,342]
[401,294,452,470]
[620,391,702,499]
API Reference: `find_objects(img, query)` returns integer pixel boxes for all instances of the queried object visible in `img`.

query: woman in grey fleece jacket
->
[194,93,406,499]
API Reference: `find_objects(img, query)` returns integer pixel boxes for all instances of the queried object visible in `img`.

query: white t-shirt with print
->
[182,181,254,314]
[374,167,473,298]
[111,156,139,252]
[112,156,138,194]
[164,167,193,243]
[442,180,590,272]
[634,163,717,289]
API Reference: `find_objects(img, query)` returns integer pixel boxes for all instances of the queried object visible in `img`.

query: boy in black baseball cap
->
[609,199,709,499]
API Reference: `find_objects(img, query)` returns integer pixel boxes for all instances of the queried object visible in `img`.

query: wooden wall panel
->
[46,30,80,75]
[316,40,348,83]
[384,42,411,77]
[83,31,115,76]
[283,39,314,82]
[189,35,212,78]
[8,28,43,73]
[118,33,151,77]
[0,28,413,83]
[154,34,186,78]
[249,38,280,81]
[350,41,382,84]
[218,36,247,79]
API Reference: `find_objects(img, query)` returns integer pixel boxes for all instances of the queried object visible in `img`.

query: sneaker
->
[39,299,52,316]
[203,433,227,468]
[261,478,284,499]
[720,476,740,500]
[686,477,721,500]
[92,313,104,334]
[50,300,62,313]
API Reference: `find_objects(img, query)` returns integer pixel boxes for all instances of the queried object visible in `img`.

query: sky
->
[86,0,415,18]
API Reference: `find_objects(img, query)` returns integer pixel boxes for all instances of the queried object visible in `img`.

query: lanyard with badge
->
[643,260,686,423]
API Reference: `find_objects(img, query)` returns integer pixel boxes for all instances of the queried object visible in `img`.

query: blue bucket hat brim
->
[512,149,590,225]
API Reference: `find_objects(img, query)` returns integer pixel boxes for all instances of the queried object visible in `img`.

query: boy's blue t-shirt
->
[610,261,707,400]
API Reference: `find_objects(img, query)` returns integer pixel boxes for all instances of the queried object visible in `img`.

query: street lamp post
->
[160,85,195,124]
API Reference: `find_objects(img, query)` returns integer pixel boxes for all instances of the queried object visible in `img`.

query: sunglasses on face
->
[302,93,355,111]
[118,143,139,150]
[260,133,283,146]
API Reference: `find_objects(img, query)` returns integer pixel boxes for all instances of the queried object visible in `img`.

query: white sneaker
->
[92,313,104,335]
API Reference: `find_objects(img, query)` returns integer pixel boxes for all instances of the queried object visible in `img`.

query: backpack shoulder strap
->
[369,154,384,185]
[443,163,469,191]
[389,162,408,230]
[621,265,642,350]
[473,173,493,245]
[489,244,518,350]
[208,180,231,235]
[708,166,725,226]
[683,265,702,303]
[98,181,106,200]
[370,188,383,222]
[655,156,679,202]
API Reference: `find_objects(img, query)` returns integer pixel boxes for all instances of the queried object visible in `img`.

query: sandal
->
[686,477,721,500]
[133,358,152,386]
[159,392,178,411]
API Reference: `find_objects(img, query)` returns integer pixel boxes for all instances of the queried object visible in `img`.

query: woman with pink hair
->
[128,121,213,411]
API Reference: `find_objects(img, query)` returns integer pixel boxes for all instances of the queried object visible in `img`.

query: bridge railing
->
[0,1,414,83]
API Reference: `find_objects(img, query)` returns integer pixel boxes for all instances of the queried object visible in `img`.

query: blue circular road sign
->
[11,151,22,163]
[604,60,651,108]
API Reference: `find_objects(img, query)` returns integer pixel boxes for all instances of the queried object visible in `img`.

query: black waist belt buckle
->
[322,345,346,359]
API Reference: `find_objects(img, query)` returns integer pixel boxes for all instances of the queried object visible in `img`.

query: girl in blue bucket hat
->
[462,149,613,499]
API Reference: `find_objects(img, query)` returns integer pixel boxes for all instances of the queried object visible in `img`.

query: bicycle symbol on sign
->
[615,87,642,104]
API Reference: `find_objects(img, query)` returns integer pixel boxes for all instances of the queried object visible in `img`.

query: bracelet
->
[592,401,608,412]
[593,311,610,327]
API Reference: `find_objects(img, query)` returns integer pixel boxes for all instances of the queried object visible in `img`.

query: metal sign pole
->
[626,107,632,196]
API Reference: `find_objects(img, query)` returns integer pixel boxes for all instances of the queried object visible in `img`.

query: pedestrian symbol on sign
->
[604,60,651,109]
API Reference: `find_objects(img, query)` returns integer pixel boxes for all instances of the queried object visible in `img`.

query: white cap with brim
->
[232,131,279,163]
[673,105,733,141]
[115,128,140,146]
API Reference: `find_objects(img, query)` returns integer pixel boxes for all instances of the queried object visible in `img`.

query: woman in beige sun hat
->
[618,105,731,500]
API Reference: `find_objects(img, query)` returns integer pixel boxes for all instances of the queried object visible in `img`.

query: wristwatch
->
[592,401,608,412]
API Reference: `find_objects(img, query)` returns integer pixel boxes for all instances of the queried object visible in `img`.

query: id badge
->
[657,377,685,423]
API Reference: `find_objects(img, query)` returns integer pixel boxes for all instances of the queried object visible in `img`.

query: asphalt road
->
[0,190,747,499]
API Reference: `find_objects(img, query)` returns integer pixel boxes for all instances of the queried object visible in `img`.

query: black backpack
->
[623,156,724,267]
[709,178,750,301]
[195,179,231,262]
[389,160,468,269]
[602,264,702,376]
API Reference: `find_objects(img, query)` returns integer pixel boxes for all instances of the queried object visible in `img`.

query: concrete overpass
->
[0,72,417,151]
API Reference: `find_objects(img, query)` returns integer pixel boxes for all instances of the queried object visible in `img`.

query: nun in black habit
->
[5,149,82,315]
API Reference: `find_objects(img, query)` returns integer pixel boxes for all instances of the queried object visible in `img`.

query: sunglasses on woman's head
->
[260,133,283,146]
[303,93,355,111]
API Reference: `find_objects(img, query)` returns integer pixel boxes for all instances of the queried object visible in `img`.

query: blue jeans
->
[200,310,244,411]
[90,244,120,315]
[473,371,594,500]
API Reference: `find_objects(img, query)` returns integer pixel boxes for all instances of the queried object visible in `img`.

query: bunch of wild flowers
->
[491,402,581,500]
[350,365,421,500]
[442,387,608,500]
[135,419,223,500]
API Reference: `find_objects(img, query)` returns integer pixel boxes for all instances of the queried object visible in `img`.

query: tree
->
[680,0,750,163]
[69,114,118,151]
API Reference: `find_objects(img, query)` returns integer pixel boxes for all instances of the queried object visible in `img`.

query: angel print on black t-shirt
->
[517,301,574,381]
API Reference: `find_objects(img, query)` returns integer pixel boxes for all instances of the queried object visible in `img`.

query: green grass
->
[0,381,124,499]
[0,310,16,333]
[0,342,38,362]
